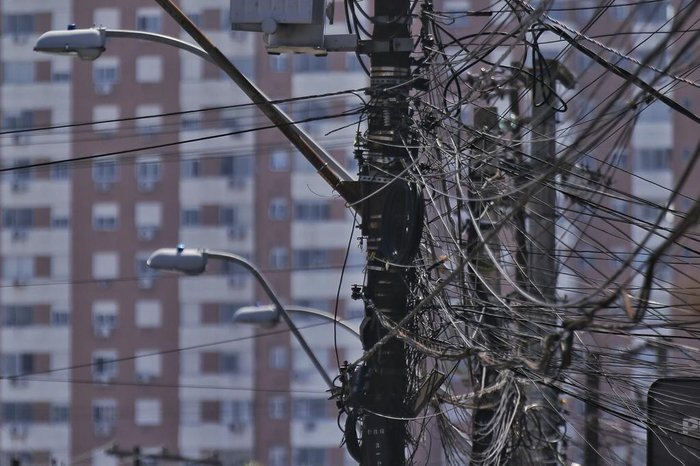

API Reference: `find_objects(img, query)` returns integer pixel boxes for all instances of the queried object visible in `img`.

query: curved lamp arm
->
[147,247,335,390]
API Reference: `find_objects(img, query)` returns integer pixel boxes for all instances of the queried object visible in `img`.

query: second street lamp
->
[233,304,361,338]
[146,246,336,390]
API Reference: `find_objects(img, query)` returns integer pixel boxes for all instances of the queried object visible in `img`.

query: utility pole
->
[469,107,504,465]
[358,0,418,464]
[515,57,565,465]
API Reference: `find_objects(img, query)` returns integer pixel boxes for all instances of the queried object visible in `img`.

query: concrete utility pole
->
[516,57,563,465]
[358,0,418,464]
[468,107,504,465]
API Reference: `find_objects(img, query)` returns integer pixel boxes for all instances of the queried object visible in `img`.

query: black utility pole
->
[359,0,418,464]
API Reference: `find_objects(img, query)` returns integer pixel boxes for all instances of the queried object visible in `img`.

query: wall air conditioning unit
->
[9,424,29,439]
[230,0,356,55]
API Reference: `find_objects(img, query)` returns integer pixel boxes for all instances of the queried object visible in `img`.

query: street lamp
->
[233,304,360,338]
[146,246,335,390]
[33,23,356,205]
[34,26,214,63]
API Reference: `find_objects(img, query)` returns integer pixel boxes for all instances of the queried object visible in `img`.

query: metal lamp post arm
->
[204,250,335,390]
[104,29,215,64]
[285,306,360,338]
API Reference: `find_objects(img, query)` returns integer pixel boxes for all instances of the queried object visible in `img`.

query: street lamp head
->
[147,247,207,275]
[33,27,106,61]
[233,305,280,328]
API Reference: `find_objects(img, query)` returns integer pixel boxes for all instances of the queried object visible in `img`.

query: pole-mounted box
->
[230,0,355,55]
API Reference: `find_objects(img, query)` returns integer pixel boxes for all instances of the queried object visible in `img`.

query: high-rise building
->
[0,1,365,466]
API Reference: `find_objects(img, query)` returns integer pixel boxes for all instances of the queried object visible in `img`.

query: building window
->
[293,398,329,420]
[1,305,33,327]
[135,398,162,426]
[92,252,119,281]
[269,247,289,269]
[92,301,118,338]
[135,300,162,328]
[268,446,287,466]
[293,249,331,269]
[220,155,253,181]
[2,62,35,84]
[637,148,672,171]
[221,400,252,425]
[181,208,201,226]
[219,353,240,374]
[50,404,70,423]
[2,14,34,37]
[92,350,118,381]
[93,399,117,436]
[92,203,119,231]
[136,9,162,32]
[294,201,331,222]
[92,105,120,135]
[136,157,161,191]
[135,350,162,381]
[50,308,70,326]
[270,150,290,171]
[3,257,34,283]
[50,163,71,180]
[135,56,163,83]
[1,353,34,377]
[92,160,119,186]
[93,59,120,95]
[268,396,287,420]
[181,158,200,178]
[2,403,33,424]
[3,110,34,131]
[269,198,289,221]
[294,448,326,466]
[3,208,34,230]
[135,104,163,135]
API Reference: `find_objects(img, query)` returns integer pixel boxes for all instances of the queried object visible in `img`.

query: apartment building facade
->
[0,1,365,465]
